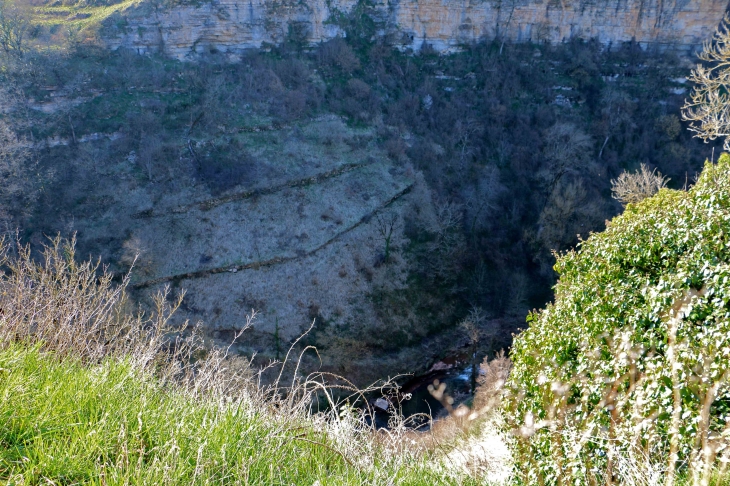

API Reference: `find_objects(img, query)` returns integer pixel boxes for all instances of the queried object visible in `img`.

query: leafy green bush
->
[505,154,730,484]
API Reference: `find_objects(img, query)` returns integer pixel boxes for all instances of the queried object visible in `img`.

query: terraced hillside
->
[21,91,460,383]
[119,118,431,378]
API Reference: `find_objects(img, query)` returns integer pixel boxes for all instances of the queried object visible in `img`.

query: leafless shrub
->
[611,163,669,206]
[384,135,407,161]
[0,235,258,399]
[196,139,258,195]
[682,15,730,151]
[272,57,311,90]
[0,236,164,360]
[318,37,360,75]
[475,351,511,411]
[0,0,29,57]
[346,78,371,99]
[271,89,308,122]
[306,118,347,146]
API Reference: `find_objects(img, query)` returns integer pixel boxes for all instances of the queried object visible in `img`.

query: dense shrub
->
[506,154,730,484]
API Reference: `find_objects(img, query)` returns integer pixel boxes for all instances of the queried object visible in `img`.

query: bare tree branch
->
[682,15,730,151]
[610,164,669,207]
[0,0,29,57]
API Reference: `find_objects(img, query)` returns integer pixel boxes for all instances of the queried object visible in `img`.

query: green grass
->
[31,0,142,33]
[0,343,471,485]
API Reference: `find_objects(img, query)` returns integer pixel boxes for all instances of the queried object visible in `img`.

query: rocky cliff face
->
[394,0,729,51]
[105,0,357,58]
[106,0,729,58]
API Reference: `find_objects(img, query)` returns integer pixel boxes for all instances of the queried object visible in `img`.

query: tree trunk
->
[599,135,609,159]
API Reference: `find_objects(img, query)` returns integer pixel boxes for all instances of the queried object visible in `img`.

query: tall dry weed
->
[0,235,453,475]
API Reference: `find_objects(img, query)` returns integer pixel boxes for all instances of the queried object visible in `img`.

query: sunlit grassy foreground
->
[0,238,499,485]
[0,342,478,485]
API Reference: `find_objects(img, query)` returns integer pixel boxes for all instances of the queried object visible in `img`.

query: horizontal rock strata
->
[105,0,730,58]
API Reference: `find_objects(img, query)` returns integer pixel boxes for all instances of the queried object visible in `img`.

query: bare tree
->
[454,118,482,170]
[493,0,518,55]
[682,16,730,151]
[536,178,588,250]
[534,177,603,276]
[138,134,164,182]
[597,88,635,159]
[0,0,29,57]
[611,163,669,207]
[375,213,399,264]
[539,122,596,193]
[463,165,502,235]
[423,200,466,283]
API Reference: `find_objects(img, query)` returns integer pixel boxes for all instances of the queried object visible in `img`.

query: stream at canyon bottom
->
[367,353,476,430]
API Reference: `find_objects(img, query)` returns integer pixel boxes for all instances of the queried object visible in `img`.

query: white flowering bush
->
[505,155,730,485]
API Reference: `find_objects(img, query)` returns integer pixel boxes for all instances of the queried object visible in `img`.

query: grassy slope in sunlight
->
[0,343,475,485]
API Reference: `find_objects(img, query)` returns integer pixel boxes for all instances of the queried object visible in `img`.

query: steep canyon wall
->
[105,0,730,58]
[394,0,730,51]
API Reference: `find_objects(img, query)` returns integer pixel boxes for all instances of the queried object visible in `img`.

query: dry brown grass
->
[380,352,514,484]
[0,234,260,399]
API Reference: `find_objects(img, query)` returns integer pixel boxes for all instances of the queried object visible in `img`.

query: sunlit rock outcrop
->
[105,0,729,58]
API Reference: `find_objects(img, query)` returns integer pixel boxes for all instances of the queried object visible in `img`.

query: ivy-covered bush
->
[505,154,730,484]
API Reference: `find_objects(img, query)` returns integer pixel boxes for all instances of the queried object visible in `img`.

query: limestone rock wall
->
[106,0,356,58]
[105,0,729,59]
[393,0,730,52]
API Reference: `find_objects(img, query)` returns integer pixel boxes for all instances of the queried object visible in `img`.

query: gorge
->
[5,0,730,482]
[1,0,725,390]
